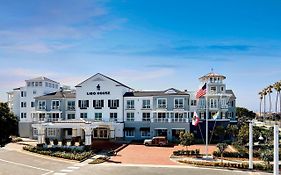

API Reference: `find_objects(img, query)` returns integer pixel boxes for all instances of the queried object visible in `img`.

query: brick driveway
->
[110,144,219,165]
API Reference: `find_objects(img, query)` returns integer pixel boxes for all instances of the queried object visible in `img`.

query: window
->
[39,113,45,121]
[93,100,104,109]
[45,82,48,87]
[158,112,166,118]
[80,113,88,119]
[174,98,184,108]
[142,99,151,109]
[52,100,60,110]
[39,82,42,86]
[32,82,35,86]
[35,82,38,86]
[20,113,27,118]
[210,98,218,108]
[221,86,224,92]
[21,91,26,97]
[67,101,75,110]
[47,128,56,137]
[38,101,46,110]
[221,98,227,108]
[55,84,58,89]
[27,82,31,86]
[67,114,75,119]
[126,100,134,109]
[48,83,51,87]
[78,100,89,109]
[142,112,150,122]
[125,129,135,137]
[126,112,134,121]
[49,113,59,121]
[110,113,118,122]
[94,113,102,121]
[191,100,197,106]
[210,86,216,93]
[33,90,36,95]
[157,98,167,108]
[31,101,34,107]
[199,99,205,108]
[108,99,119,109]
[21,102,27,108]
[140,129,150,137]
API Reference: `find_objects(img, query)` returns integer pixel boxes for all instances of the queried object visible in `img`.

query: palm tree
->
[262,88,267,120]
[258,91,263,118]
[273,82,281,114]
[266,85,273,114]
[279,80,281,114]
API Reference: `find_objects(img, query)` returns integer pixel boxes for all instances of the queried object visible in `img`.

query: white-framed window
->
[49,113,59,121]
[126,112,134,121]
[110,113,118,122]
[21,91,26,97]
[94,113,102,121]
[67,101,75,110]
[141,129,150,137]
[35,82,38,86]
[108,99,119,109]
[210,86,216,93]
[191,100,197,106]
[142,99,151,109]
[210,98,218,108]
[39,82,42,86]
[47,128,56,137]
[174,98,184,109]
[221,98,227,108]
[67,113,75,119]
[157,98,167,109]
[21,102,27,108]
[78,100,89,109]
[221,86,224,92]
[31,101,34,107]
[33,90,36,94]
[93,100,104,109]
[38,100,46,110]
[199,99,205,108]
[52,100,60,110]
[27,82,31,86]
[20,113,27,118]
[80,113,88,119]
[125,129,135,137]
[142,112,150,122]
[158,112,166,118]
[39,113,45,121]
[126,100,134,109]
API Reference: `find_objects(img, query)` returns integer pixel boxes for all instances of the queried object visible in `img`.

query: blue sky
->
[1,0,281,111]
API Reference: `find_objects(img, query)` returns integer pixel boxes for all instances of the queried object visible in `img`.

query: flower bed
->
[23,146,93,161]
[173,149,200,156]
[178,160,274,172]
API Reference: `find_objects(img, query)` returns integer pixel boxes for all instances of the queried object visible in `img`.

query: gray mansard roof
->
[226,90,236,99]
[25,76,59,84]
[35,90,76,100]
[124,88,189,97]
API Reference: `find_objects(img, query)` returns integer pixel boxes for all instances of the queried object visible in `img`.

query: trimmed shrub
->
[53,139,58,145]
[45,138,50,145]
[62,139,67,146]
[79,140,84,146]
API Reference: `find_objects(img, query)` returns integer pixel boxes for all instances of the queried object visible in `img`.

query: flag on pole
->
[196,83,207,99]
[212,111,219,120]
[192,111,200,126]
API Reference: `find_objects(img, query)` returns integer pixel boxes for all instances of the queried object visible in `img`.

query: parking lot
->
[110,144,218,165]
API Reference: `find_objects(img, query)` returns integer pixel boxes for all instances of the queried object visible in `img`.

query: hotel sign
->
[87,91,110,95]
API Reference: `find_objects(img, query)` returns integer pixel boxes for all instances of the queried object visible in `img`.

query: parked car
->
[144,136,168,146]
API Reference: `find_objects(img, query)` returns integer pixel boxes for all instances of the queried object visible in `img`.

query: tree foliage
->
[216,143,228,164]
[236,107,256,128]
[0,102,18,147]
[179,131,194,150]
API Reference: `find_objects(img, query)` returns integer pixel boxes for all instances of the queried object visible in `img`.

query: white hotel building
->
[8,72,236,145]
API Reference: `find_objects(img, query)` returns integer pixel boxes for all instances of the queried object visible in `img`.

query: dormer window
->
[97,84,100,91]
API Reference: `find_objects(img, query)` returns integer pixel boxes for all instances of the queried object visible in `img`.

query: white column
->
[205,95,209,158]
[249,121,253,169]
[84,125,92,146]
[37,127,45,144]
[274,124,279,175]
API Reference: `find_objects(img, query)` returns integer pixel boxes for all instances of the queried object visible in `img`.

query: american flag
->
[196,83,207,99]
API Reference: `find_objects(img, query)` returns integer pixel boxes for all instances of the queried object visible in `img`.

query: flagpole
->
[205,81,209,158]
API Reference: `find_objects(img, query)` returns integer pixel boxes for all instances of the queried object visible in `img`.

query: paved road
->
[0,144,271,175]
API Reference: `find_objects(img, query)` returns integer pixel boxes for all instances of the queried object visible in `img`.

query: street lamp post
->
[274,124,279,175]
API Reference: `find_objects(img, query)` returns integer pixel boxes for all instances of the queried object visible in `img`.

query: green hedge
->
[179,160,274,171]
[23,146,93,161]
[173,149,200,156]
[213,150,261,158]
